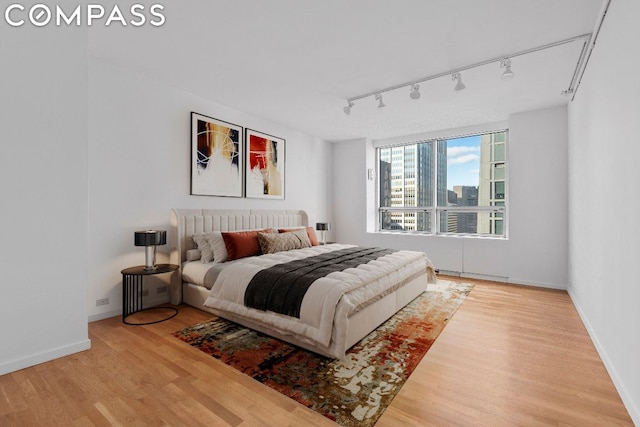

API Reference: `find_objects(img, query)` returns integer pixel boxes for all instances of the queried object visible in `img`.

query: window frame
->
[376,129,509,239]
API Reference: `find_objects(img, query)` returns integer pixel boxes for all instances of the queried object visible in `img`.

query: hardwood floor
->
[0,278,633,426]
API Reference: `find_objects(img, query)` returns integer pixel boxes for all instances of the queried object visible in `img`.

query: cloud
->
[447,145,481,166]
[447,146,480,156]
[448,154,479,165]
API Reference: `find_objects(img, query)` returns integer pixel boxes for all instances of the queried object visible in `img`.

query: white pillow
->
[192,233,215,263]
[185,249,201,262]
[206,232,228,263]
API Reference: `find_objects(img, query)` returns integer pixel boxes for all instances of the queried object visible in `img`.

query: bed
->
[169,208,436,359]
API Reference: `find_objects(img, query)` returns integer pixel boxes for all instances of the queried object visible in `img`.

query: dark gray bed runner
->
[244,246,396,318]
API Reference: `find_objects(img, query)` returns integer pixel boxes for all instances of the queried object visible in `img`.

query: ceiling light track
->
[567,0,610,101]
[343,33,591,114]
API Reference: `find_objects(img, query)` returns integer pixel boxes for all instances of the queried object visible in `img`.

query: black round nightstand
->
[121,263,179,325]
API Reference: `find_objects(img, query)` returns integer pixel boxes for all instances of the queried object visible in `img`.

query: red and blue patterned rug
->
[173,280,472,426]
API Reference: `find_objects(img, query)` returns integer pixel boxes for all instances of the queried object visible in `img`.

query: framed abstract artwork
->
[191,112,243,197]
[245,129,285,199]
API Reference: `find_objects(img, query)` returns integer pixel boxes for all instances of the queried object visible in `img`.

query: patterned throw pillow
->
[278,226,319,246]
[258,229,311,254]
[192,233,215,263]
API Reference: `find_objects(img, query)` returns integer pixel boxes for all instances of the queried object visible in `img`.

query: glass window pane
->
[379,143,433,209]
[379,148,392,207]
[440,211,500,235]
[494,181,505,199]
[380,211,431,232]
[440,211,477,233]
[441,136,480,207]
[493,143,505,162]
[478,134,505,207]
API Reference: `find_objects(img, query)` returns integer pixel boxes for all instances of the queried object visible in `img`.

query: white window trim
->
[372,121,508,149]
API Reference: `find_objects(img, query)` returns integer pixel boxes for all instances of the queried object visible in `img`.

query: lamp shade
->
[315,222,330,231]
[134,230,166,247]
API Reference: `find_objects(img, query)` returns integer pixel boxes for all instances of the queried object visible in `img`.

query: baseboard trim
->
[461,272,508,283]
[507,277,567,290]
[568,289,639,426]
[88,309,121,323]
[0,339,91,376]
[437,270,566,290]
[88,294,170,323]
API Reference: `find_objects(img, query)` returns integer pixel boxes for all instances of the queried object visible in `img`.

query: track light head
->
[375,93,386,109]
[500,58,515,80]
[452,72,466,91]
[343,101,354,115]
[409,84,421,100]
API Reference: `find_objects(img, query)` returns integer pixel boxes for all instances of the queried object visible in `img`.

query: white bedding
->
[203,244,435,350]
[182,258,244,290]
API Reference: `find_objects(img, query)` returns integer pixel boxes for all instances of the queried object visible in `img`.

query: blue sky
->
[446,135,481,190]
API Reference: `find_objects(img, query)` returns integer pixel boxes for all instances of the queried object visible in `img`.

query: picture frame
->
[191,112,243,197]
[245,128,285,199]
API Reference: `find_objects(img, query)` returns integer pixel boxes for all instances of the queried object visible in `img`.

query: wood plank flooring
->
[0,278,633,426]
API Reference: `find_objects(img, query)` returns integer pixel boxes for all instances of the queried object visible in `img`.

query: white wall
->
[0,21,90,373]
[88,57,333,320]
[507,107,569,286]
[332,105,569,288]
[567,0,640,423]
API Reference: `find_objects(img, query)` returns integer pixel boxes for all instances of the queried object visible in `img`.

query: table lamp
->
[315,222,330,245]
[134,230,167,270]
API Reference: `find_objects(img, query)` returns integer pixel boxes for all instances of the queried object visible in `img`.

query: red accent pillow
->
[222,229,273,261]
[278,227,319,246]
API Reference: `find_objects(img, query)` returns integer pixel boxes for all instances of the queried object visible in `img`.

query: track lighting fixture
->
[500,58,515,80]
[452,72,466,91]
[409,84,421,100]
[343,101,354,115]
[340,33,591,114]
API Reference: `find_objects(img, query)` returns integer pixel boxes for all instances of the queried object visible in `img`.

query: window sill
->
[369,230,508,240]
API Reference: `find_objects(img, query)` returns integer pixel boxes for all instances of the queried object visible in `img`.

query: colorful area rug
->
[172,280,472,426]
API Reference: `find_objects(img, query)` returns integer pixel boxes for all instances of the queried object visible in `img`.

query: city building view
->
[378,131,507,235]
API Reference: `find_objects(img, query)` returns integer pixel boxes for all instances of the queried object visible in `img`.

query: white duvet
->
[204,244,435,351]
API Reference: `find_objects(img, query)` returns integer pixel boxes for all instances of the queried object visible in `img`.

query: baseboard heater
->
[436,270,508,283]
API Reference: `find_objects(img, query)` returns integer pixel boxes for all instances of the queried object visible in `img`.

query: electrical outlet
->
[142,289,149,296]
[96,298,109,307]
[157,286,168,294]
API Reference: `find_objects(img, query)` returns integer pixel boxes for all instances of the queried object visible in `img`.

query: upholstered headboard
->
[169,208,308,304]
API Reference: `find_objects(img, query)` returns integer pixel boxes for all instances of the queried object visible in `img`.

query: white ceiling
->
[88,0,605,142]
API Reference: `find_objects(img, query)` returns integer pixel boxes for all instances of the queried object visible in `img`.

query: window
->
[377,130,508,237]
